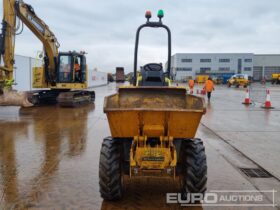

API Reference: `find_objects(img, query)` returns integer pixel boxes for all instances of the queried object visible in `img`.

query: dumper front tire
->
[99,137,123,200]
[182,138,207,200]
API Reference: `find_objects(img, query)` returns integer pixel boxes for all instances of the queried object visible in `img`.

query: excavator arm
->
[0,0,60,88]
[0,0,16,85]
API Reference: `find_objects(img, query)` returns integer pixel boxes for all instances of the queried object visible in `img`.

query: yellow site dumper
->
[99,10,207,201]
[227,74,249,88]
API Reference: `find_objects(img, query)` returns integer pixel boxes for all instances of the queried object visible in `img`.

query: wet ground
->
[0,83,279,210]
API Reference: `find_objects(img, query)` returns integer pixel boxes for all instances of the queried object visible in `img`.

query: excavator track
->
[27,90,95,107]
[27,90,60,105]
[57,90,95,107]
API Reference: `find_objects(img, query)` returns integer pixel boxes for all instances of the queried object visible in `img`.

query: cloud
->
[2,0,280,73]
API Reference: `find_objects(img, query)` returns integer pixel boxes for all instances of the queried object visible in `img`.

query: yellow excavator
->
[0,0,95,107]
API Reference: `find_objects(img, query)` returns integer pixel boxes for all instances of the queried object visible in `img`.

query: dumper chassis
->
[99,137,207,200]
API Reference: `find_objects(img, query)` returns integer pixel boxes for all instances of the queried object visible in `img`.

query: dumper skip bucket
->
[104,87,206,139]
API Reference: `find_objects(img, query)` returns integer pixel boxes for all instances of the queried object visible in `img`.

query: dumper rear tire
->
[181,138,207,200]
[99,137,123,200]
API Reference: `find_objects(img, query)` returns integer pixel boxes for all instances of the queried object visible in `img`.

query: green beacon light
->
[157,9,164,19]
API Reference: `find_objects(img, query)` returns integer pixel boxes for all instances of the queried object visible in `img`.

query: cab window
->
[59,55,72,82]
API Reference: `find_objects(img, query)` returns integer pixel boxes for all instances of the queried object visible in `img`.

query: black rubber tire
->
[181,139,207,200]
[90,91,95,102]
[99,137,123,200]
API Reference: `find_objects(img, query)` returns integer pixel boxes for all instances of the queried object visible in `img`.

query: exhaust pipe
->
[0,90,33,107]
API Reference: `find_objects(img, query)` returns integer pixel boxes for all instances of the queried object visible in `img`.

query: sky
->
[2,0,280,73]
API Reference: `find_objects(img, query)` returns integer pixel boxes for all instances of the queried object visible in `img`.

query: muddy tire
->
[181,138,207,200]
[99,137,123,200]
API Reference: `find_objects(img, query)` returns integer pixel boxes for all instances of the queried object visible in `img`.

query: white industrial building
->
[12,54,107,91]
[253,54,280,81]
[169,53,280,82]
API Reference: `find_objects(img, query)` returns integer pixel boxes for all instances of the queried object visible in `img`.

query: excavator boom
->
[0,0,16,81]
[15,0,59,82]
[0,0,59,85]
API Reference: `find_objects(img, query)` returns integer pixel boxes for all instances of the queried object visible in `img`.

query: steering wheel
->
[143,63,163,72]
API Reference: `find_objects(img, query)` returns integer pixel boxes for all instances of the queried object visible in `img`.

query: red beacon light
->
[145,10,152,20]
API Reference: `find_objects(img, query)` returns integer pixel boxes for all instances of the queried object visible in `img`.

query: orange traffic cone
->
[262,90,274,109]
[242,89,252,105]
[201,89,206,95]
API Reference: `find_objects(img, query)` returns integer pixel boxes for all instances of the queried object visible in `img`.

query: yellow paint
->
[272,73,280,81]
[32,67,88,89]
[143,125,164,137]
[105,87,205,138]
[130,136,177,174]
[32,67,46,88]
[227,75,249,86]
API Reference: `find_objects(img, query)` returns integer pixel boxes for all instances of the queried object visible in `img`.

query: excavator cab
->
[57,52,86,83]
[32,51,88,90]
[134,10,171,87]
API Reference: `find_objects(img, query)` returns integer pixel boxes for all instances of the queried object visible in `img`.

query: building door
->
[237,59,242,74]
[253,67,263,81]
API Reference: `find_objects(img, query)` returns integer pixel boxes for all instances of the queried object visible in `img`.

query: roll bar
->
[133,11,172,86]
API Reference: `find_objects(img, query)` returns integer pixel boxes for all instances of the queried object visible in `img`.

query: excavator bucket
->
[0,90,33,107]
